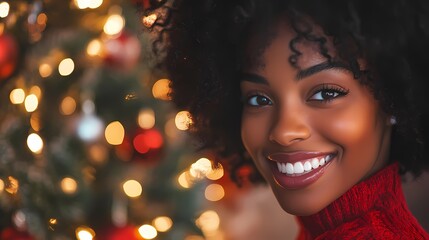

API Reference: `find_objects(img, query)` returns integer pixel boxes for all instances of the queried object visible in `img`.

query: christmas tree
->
[0,0,226,239]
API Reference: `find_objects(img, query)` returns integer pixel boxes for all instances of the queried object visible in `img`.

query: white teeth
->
[294,162,304,174]
[311,158,320,169]
[275,154,335,175]
[303,161,312,172]
[286,163,294,174]
[320,157,326,166]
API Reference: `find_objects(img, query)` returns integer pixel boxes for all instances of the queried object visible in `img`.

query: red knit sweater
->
[296,163,429,240]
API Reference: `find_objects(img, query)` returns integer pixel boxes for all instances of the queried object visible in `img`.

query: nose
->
[268,105,311,146]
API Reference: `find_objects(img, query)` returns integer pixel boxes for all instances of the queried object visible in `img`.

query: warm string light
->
[196,210,220,235]
[27,133,43,153]
[103,13,125,36]
[138,224,157,239]
[0,2,9,18]
[60,96,77,115]
[152,79,171,100]
[58,58,75,76]
[0,179,4,193]
[39,63,53,78]
[61,177,78,194]
[86,39,103,57]
[175,110,192,131]
[30,112,41,131]
[9,88,25,104]
[152,216,173,232]
[75,226,95,240]
[24,94,39,112]
[74,0,103,9]
[5,176,19,194]
[105,121,125,145]
[122,180,142,198]
[204,184,225,202]
[138,108,155,129]
[142,13,157,28]
[177,159,225,189]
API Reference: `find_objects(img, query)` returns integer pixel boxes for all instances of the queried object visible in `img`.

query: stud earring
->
[390,116,397,125]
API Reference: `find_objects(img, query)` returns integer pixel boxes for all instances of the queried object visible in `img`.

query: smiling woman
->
[144,0,429,239]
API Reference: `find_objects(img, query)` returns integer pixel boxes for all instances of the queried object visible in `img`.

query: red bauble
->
[0,33,19,81]
[96,225,140,240]
[103,31,141,70]
[116,128,164,164]
[0,227,34,240]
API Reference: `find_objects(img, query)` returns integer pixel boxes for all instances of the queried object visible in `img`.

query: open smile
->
[266,151,338,189]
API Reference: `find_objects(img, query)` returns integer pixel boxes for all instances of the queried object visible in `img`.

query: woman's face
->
[240,22,393,216]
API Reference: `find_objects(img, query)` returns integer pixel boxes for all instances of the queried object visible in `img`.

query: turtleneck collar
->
[296,163,405,238]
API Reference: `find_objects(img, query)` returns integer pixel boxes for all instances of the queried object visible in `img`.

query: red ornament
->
[103,31,141,70]
[96,225,140,240]
[0,33,19,81]
[0,227,34,240]
[116,128,164,164]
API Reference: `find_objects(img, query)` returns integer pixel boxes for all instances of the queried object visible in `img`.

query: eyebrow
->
[241,61,351,84]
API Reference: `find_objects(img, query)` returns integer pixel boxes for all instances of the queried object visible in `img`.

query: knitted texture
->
[296,163,429,240]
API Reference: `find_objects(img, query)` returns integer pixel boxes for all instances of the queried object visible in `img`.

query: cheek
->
[241,113,270,155]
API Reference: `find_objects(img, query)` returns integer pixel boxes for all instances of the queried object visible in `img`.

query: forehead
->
[243,19,336,72]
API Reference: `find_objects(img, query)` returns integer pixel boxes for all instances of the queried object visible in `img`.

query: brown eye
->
[247,95,273,106]
[309,86,349,102]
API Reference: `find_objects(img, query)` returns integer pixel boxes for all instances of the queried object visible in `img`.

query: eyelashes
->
[243,84,349,107]
[308,84,349,102]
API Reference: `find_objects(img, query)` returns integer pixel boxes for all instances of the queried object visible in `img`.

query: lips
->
[266,151,337,189]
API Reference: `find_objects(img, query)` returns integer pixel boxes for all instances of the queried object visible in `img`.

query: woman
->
[143,0,429,238]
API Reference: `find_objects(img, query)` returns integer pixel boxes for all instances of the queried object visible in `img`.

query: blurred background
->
[0,0,427,239]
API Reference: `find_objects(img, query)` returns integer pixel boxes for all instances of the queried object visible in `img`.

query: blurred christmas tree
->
[0,0,227,239]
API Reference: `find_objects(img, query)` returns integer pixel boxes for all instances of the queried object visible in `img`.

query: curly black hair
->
[144,0,429,183]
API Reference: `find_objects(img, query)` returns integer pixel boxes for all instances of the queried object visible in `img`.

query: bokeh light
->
[61,177,78,194]
[58,58,75,76]
[152,79,171,100]
[75,0,103,9]
[142,13,157,28]
[76,226,95,240]
[0,2,10,18]
[175,111,192,130]
[60,96,77,115]
[196,210,220,233]
[133,129,163,154]
[24,94,39,112]
[123,180,142,198]
[204,184,225,202]
[105,121,125,145]
[206,163,224,180]
[152,216,173,232]
[138,108,155,129]
[30,112,41,131]
[5,176,19,194]
[9,88,25,104]
[0,179,4,193]
[39,63,53,78]
[177,171,193,189]
[138,224,157,239]
[190,158,212,179]
[29,86,42,99]
[103,14,125,35]
[77,114,104,141]
[27,133,43,154]
[87,39,103,56]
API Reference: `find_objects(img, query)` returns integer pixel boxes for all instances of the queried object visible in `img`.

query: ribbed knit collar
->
[296,163,402,238]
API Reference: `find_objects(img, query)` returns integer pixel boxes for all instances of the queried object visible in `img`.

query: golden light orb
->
[39,63,53,78]
[60,96,77,115]
[58,58,75,76]
[24,94,39,112]
[204,184,225,202]
[61,177,78,194]
[152,216,173,232]
[103,14,125,36]
[175,110,192,131]
[123,180,142,198]
[138,224,157,239]
[104,121,125,145]
[190,158,212,179]
[138,108,155,129]
[9,88,25,104]
[152,79,171,100]
[27,133,43,154]
[0,2,10,18]
[76,226,95,240]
